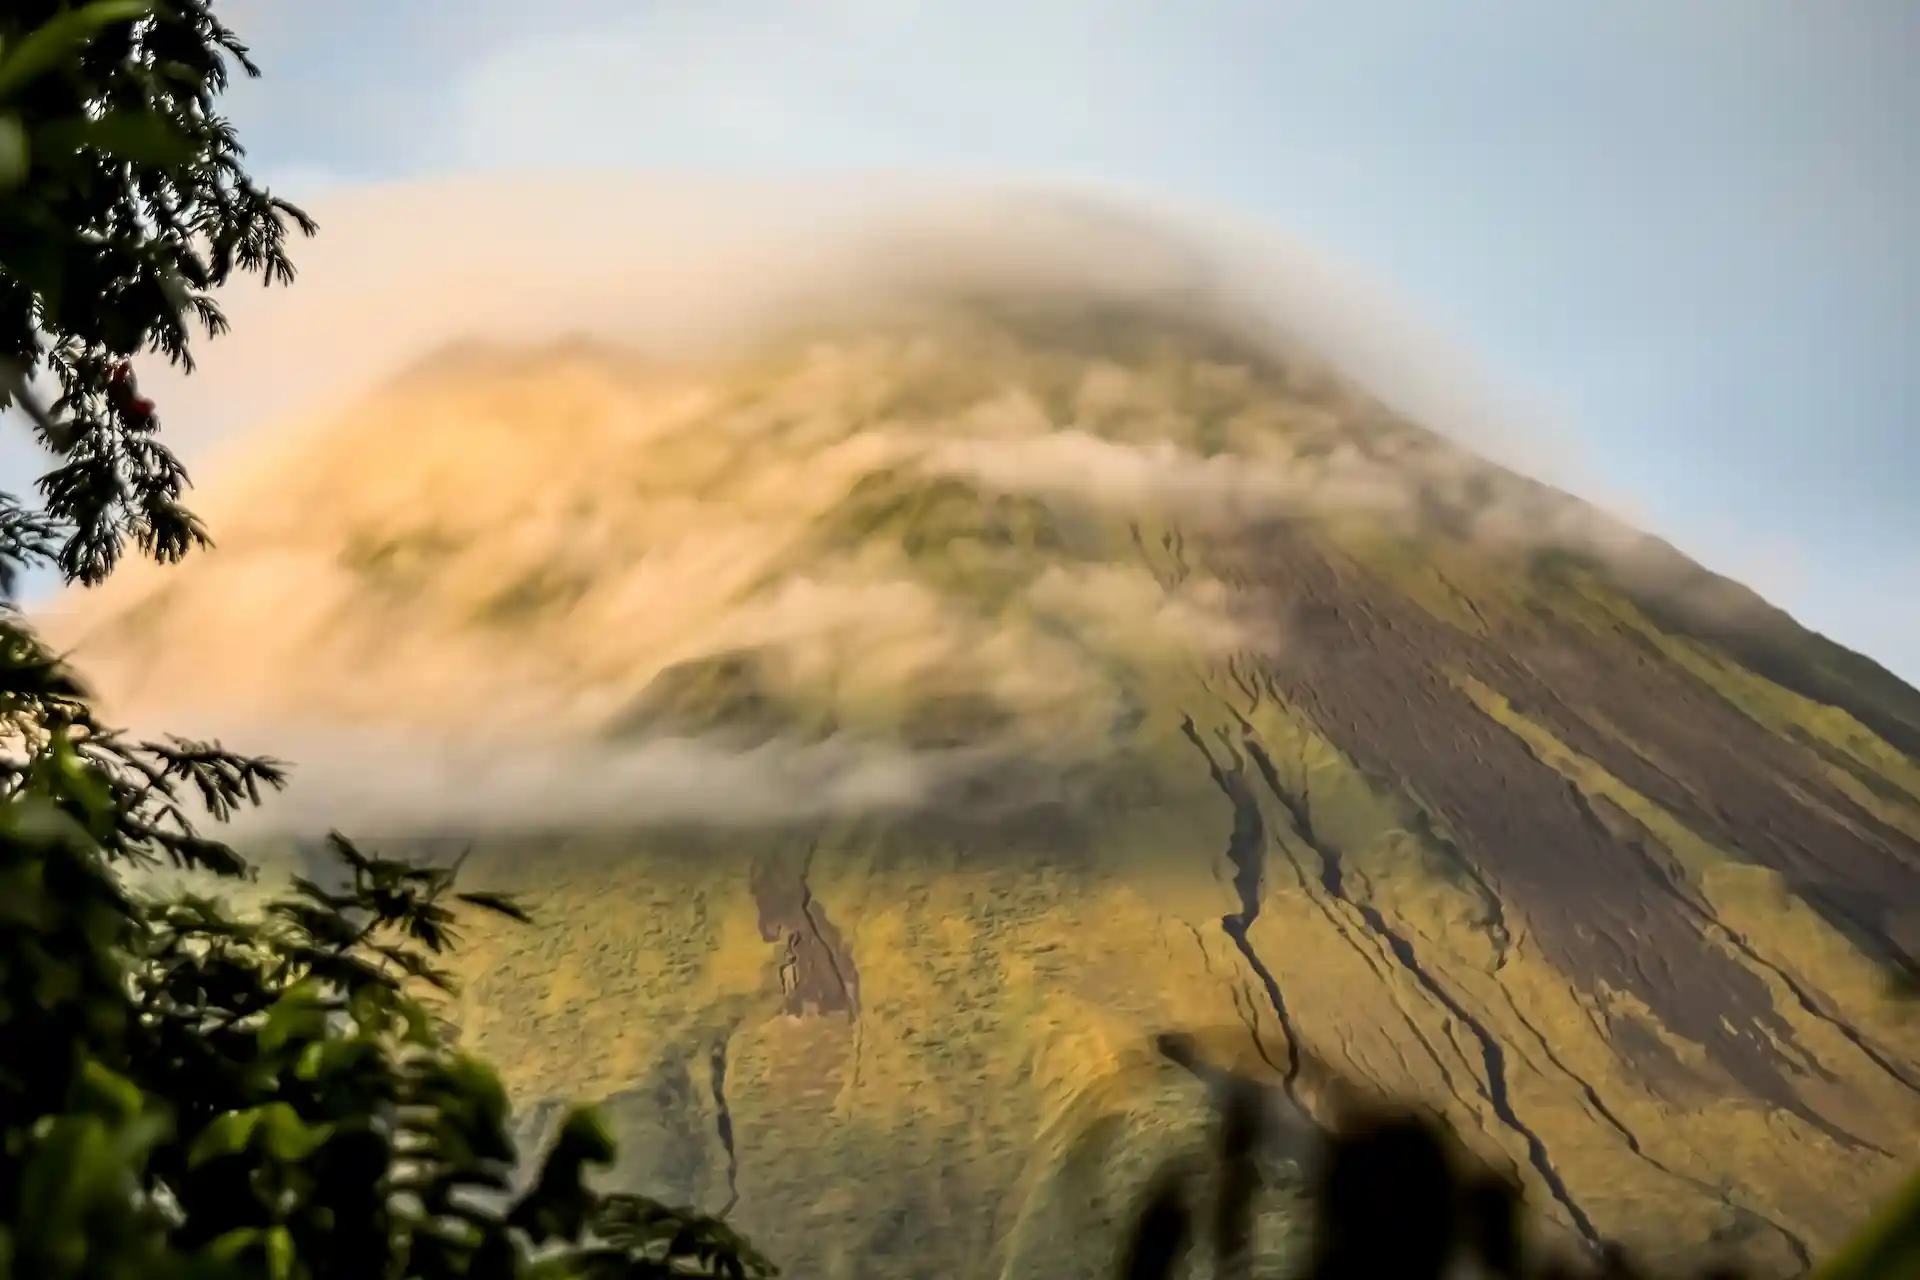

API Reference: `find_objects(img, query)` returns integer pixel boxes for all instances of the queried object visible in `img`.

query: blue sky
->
[29,1,1920,683]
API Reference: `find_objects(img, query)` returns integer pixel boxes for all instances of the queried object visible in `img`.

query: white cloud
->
[105,172,1597,499]
[211,726,985,836]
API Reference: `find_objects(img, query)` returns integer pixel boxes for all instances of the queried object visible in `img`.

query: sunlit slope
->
[57,300,1920,1279]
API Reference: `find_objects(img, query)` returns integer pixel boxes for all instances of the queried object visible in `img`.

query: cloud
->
[1023,563,1251,661]
[29,174,1690,840]
[105,174,1597,489]
[919,423,1650,568]
[38,339,1268,815]
[205,724,988,838]
[36,172,1654,764]
[924,430,1398,524]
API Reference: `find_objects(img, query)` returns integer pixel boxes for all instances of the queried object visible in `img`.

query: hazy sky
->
[19,1,1920,683]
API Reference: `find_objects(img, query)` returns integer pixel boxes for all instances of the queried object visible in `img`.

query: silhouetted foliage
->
[1115,1023,1920,1280]
[1,0,316,585]
[0,5,774,1277]
[1,800,779,1279]
[1119,1164,1198,1280]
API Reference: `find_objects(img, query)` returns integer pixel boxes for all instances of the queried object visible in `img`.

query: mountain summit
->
[47,284,1920,1277]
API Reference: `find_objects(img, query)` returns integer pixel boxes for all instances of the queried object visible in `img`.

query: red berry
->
[128,396,156,418]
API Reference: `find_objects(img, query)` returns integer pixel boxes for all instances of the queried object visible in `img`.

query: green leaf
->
[202,1228,265,1264]
[0,230,66,319]
[1813,1164,1920,1280]
[105,1111,173,1188]
[263,1225,294,1280]
[258,979,330,1052]
[0,793,95,859]
[73,1061,149,1126]
[187,1108,262,1167]
[0,113,25,188]
[35,110,201,170]
[257,1102,331,1162]
[49,727,117,828]
[0,0,156,101]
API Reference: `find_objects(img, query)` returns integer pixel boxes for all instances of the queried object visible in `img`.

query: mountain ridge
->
[44,297,1920,1278]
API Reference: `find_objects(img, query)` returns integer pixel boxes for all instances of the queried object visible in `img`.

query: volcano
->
[42,195,1920,1279]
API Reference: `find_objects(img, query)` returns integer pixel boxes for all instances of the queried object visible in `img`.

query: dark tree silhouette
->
[0,5,773,1277]
[1111,1024,1920,1280]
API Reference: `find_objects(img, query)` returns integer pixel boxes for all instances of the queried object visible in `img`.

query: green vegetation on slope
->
[8,8,1920,1273]
[53,309,1920,1276]
[1,5,772,1278]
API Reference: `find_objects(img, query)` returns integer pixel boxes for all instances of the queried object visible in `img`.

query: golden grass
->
[80,325,1920,1280]
[298,672,1917,1280]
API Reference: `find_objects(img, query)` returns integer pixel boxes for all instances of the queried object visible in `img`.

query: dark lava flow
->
[1217,520,1920,1126]
[750,845,861,1018]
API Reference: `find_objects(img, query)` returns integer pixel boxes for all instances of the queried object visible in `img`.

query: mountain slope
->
[46,296,1920,1279]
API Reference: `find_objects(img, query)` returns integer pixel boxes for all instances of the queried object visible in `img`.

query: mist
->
[190,723,1001,839]
[29,173,1667,839]
[103,173,1603,496]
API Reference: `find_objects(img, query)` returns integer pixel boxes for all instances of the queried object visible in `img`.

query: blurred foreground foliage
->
[1117,1043,1920,1280]
[1,3,773,1277]
[2,754,1913,1280]
[0,793,776,1280]
[0,4,1916,1279]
